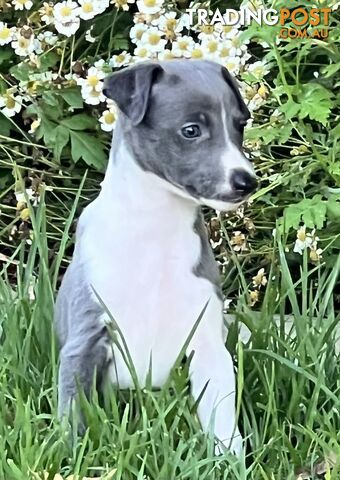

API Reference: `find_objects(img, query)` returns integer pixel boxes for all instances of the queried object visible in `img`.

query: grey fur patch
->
[55,257,110,420]
[192,209,223,300]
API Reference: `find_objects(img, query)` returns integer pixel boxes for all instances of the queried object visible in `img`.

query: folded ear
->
[221,66,250,121]
[103,62,164,126]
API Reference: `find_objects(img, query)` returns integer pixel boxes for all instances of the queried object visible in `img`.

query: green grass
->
[0,193,339,480]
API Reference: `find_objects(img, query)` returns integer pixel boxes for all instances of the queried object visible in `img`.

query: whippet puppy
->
[55,59,257,455]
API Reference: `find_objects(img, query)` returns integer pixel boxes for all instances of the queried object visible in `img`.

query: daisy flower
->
[140,27,167,53]
[130,22,148,44]
[153,12,186,36]
[252,268,267,288]
[136,0,164,15]
[188,43,204,59]
[111,0,135,11]
[230,231,247,252]
[78,0,101,20]
[37,30,58,46]
[12,0,33,10]
[11,30,35,57]
[309,247,323,262]
[247,60,270,79]
[293,225,314,255]
[157,48,175,60]
[77,66,106,105]
[99,104,118,132]
[53,1,80,37]
[224,56,242,75]
[172,35,195,58]
[197,24,219,41]
[218,24,240,40]
[39,2,55,25]
[109,51,132,68]
[133,45,153,61]
[0,22,16,46]
[201,37,220,59]
[0,92,23,117]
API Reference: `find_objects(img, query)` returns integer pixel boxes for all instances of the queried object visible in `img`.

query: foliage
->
[0,0,339,476]
[0,200,339,478]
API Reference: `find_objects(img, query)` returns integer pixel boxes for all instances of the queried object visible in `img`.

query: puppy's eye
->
[181,124,201,139]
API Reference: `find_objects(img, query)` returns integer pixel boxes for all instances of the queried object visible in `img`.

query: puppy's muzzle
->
[230,168,258,198]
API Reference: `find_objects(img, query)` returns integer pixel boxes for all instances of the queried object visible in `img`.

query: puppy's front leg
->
[188,302,242,455]
[58,327,109,432]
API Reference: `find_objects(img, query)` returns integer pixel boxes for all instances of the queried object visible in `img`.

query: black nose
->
[230,169,258,195]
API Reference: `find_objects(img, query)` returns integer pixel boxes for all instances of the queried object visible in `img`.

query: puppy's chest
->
[83,208,215,330]
[81,204,220,386]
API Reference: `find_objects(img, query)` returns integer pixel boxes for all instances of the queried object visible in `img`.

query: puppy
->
[55,60,257,454]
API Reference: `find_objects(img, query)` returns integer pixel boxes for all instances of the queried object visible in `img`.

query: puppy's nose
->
[230,169,258,195]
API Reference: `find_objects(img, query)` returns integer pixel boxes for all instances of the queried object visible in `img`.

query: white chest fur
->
[77,144,221,388]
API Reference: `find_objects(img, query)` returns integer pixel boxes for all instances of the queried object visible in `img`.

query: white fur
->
[77,141,242,453]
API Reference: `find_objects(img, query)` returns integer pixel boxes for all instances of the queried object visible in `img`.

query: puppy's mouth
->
[213,192,252,204]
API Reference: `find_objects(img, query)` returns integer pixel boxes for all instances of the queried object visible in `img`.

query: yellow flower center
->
[207,41,218,53]
[166,18,177,30]
[201,24,214,34]
[116,54,125,62]
[87,75,99,87]
[222,25,232,33]
[6,96,16,109]
[258,85,267,98]
[82,2,93,12]
[144,0,156,6]
[163,51,174,59]
[148,33,160,45]
[104,112,115,124]
[178,40,189,49]
[226,61,236,70]
[18,37,30,48]
[0,27,10,40]
[191,49,203,58]
[17,0,26,4]
[136,29,144,40]
[219,47,230,58]
[138,47,148,57]
[232,37,241,47]
[60,6,72,17]
[297,230,306,241]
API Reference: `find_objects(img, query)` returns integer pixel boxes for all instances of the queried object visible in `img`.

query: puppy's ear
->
[221,66,250,121]
[103,62,164,126]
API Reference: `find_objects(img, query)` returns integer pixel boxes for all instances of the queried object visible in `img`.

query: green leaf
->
[299,84,333,126]
[42,91,59,107]
[57,88,83,109]
[9,62,31,82]
[283,195,328,230]
[279,100,300,120]
[61,113,97,131]
[327,197,340,220]
[0,47,13,66]
[53,125,69,162]
[39,51,59,70]
[37,115,57,145]
[0,113,11,136]
[70,130,107,170]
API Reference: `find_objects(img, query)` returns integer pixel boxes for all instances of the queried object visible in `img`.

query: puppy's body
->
[56,60,257,454]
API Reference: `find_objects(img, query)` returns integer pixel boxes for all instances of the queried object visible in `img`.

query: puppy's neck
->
[100,123,198,217]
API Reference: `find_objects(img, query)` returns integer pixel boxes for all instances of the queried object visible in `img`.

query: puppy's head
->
[103,60,257,211]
